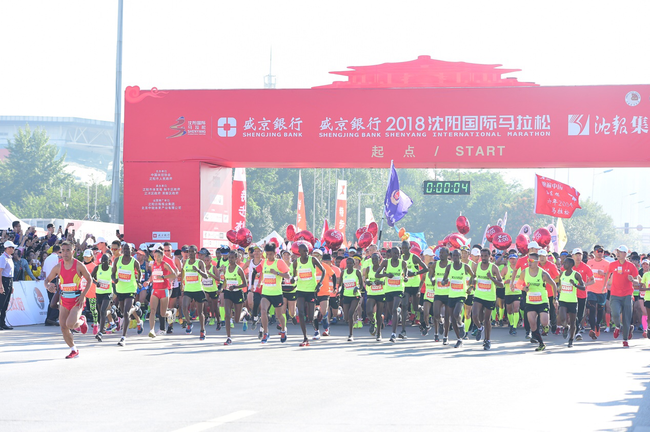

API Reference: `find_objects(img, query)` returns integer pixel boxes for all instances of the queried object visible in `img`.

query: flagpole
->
[378,160,393,242]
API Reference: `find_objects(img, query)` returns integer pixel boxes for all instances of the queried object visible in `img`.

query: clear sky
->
[1,0,649,228]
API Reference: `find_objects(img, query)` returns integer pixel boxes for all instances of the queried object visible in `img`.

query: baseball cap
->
[423,248,434,257]
[3,241,16,248]
[349,248,357,254]
[83,249,93,257]
[139,243,149,251]
[96,236,107,244]
[312,248,323,256]
[508,253,518,259]
[218,246,231,255]
[560,250,569,256]
[642,259,650,265]
[153,243,163,251]
[572,248,583,255]
[593,244,604,252]
[527,241,541,249]
[538,249,548,256]
[470,248,481,257]
[616,245,629,253]
[199,248,211,256]
[181,245,189,252]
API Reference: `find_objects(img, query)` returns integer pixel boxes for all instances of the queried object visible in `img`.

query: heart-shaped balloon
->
[492,232,512,251]
[533,228,551,248]
[367,221,378,237]
[295,230,315,245]
[286,224,297,242]
[410,246,422,256]
[456,216,470,235]
[442,234,452,247]
[485,225,503,243]
[356,226,367,240]
[358,231,374,249]
[323,229,344,250]
[409,241,420,250]
[515,234,529,255]
[226,229,237,244]
[448,233,468,249]
[291,240,313,255]
[269,237,280,248]
[236,228,253,248]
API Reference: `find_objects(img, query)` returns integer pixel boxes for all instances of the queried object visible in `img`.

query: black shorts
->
[448,297,465,309]
[223,290,245,304]
[342,296,360,305]
[558,301,577,314]
[170,287,182,299]
[367,293,385,303]
[384,291,404,303]
[316,295,330,303]
[465,294,474,306]
[474,297,495,310]
[96,293,112,304]
[526,303,549,314]
[283,292,297,301]
[206,290,219,299]
[263,294,284,309]
[184,291,207,303]
[505,294,521,305]
[434,294,449,305]
[116,292,134,302]
[405,286,420,296]
[282,285,295,293]
[496,288,505,300]
[296,291,316,303]
[645,300,650,309]
[634,295,641,302]
[328,297,339,310]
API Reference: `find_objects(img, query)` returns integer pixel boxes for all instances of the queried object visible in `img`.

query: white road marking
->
[171,410,255,432]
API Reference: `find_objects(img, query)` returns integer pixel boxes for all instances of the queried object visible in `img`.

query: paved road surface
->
[1,322,649,432]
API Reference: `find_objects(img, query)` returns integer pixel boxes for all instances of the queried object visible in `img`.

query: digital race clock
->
[423,180,470,195]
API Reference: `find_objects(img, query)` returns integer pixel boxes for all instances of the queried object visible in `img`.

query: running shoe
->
[442,337,448,345]
[535,343,546,352]
[422,326,430,337]
[65,349,79,359]
[148,330,156,338]
[389,333,396,343]
[471,328,479,337]
[525,332,532,340]
[224,337,232,345]
[623,340,629,348]
[166,325,173,334]
[216,321,222,331]
[116,317,122,332]
[562,326,569,339]
[454,339,463,348]
[369,321,376,335]
[483,340,491,351]
[186,323,193,334]
[276,324,282,331]
[280,331,287,343]
[376,335,382,341]
[434,334,440,342]
[78,315,88,335]
[629,325,634,340]
[604,326,610,333]
[541,326,550,336]
[347,336,354,342]
[107,322,117,333]
[261,333,269,344]
[575,333,583,341]
[137,321,144,335]
[568,339,574,348]
[512,327,518,336]
[589,330,597,340]
[299,340,309,347]
[95,332,103,342]
[613,327,620,339]
[398,330,407,340]
[475,326,483,342]
[313,331,320,340]
[230,319,235,329]
[243,320,248,332]
[117,337,125,346]
[258,327,263,339]
[92,324,99,336]
[323,328,330,337]
[596,328,601,338]
[157,330,166,336]
[166,309,176,325]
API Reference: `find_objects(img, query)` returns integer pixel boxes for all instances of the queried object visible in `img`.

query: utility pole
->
[109,0,124,223]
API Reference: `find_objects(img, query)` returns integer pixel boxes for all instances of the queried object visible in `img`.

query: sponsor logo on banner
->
[33,288,45,310]
[217,117,237,137]
[152,231,171,241]
[568,115,589,136]
[166,116,207,138]
[626,91,641,107]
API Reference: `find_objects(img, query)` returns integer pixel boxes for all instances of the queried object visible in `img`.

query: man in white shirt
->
[42,245,62,326]
[0,241,16,330]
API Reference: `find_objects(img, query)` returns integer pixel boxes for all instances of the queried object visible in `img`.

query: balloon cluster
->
[434,215,472,252]
[355,221,378,249]
[226,227,253,248]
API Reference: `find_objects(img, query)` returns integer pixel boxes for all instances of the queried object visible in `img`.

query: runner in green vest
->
[400,240,428,339]
[258,242,292,344]
[472,249,504,350]
[519,252,558,351]
[222,250,248,345]
[431,247,451,343]
[111,242,142,347]
[557,257,584,347]
[91,251,113,342]
[338,256,365,341]
[363,253,385,341]
[181,245,209,341]
[377,247,409,343]
[501,253,521,335]
[291,244,325,347]
[441,249,475,348]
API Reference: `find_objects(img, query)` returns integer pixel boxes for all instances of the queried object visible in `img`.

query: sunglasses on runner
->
[595,249,604,253]
[528,258,538,263]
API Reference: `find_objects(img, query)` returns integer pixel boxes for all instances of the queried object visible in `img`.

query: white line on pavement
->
[171,410,256,432]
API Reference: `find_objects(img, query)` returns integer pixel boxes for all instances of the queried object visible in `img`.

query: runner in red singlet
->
[147,247,177,337]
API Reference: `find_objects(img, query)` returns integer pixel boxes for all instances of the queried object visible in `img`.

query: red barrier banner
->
[200,164,232,254]
[534,175,581,218]
[231,168,247,231]
[334,180,348,245]
[296,171,307,231]
[124,85,650,169]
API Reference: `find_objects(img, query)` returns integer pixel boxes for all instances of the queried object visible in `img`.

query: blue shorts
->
[587,292,607,306]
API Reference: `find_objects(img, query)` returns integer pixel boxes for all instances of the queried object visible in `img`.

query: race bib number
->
[425,290,435,300]
[263,274,276,285]
[118,269,132,282]
[227,279,238,288]
[387,277,401,287]
[528,292,542,302]
[61,282,78,292]
[476,279,492,291]
[298,269,313,281]
[371,284,383,292]
[185,272,199,283]
[561,282,573,293]
[344,281,356,289]
[98,280,110,290]
[437,280,450,288]
[202,277,213,287]
[152,269,164,281]
[450,279,464,291]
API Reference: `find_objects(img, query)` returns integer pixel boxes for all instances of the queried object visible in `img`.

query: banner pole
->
[377,160,393,242]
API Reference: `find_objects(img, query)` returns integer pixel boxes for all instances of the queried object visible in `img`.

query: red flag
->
[296,171,307,231]
[334,180,348,245]
[534,175,581,218]
[320,219,329,243]
[231,168,247,231]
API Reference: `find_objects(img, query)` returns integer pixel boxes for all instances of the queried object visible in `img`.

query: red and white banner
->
[200,164,232,254]
[6,281,48,326]
[232,168,247,231]
[335,180,348,245]
[124,85,650,169]
[534,174,581,218]
[319,218,329,243]
[296,171,307,231]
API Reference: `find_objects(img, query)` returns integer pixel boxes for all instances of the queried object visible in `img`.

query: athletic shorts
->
[283,292,297,301]
[525,303,549,314]
[316,295,330,304]
[634,295,641,302]
[434,294,449,305]
[116,292,135,301]
[384,291,404,303]
[447,297,465,310]
[367,293,385,303]
[136,285,147,295]
[60,296,79,311]
[224,289,245,304]
[96,293,112,304]
[206,290,219,299]
[587,292,607,306]
[474,297,495,310]
[405,286,420,296]
[558,301,577,314]
[329,297,339,310]
[342,296,360,305]
[645,300,650,309]
[465,294,474,306]
[151,289,168,300]
[184,291,207,303]
[505,294,521,305]
[496,288,505,300]
[170,287,182,299]
[296,291,316,303]
[263,294,284,309]
[282,285,295,293]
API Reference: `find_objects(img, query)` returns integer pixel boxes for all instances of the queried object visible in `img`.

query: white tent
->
[256,230,284,247]
[0,203,29,232]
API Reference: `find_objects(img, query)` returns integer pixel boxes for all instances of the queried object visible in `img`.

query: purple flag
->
[384,162,412,227]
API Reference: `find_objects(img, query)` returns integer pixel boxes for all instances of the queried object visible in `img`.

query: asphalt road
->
[1,322,650,432]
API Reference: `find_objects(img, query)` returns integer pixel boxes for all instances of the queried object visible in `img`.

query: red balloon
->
[448,233,468,249]
[485,225,503,243]
[236,228,253,248]
[291,240,313,255]
[226,229,237,244]
[355,226,367,240]
[442,234,452,247]
[269,237,280,248]
[533,228,551,248]
[367,221,378,237]
[323,229,344,250]
[286,224,297,242]
[409,241,420,250]
[358,231,373,249]
[456,216,470,235]
[515,234,529,255]
[295,230,315,245]
[492,232,512,251]
[410,246,422,256]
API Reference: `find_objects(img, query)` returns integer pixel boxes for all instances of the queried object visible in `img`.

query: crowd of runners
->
[5,234,649,359]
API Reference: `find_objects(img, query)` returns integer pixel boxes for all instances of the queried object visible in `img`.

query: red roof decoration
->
[314,55,537,88]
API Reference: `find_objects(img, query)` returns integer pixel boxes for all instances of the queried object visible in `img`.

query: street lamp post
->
[357,192,374,228]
